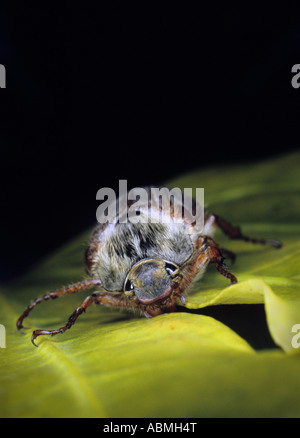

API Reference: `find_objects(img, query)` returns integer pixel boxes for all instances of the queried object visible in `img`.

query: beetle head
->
[124,258,180,304]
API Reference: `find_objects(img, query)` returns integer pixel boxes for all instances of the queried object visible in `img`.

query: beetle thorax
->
[86,221,194,291]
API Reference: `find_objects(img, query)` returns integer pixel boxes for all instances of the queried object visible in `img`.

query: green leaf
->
[1,152,300,418]
[171,152,300,354]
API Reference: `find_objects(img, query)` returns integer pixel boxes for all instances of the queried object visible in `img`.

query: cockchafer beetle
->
[17,187,281,346]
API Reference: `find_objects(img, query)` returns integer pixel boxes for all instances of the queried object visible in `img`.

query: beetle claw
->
[31,333,39,347]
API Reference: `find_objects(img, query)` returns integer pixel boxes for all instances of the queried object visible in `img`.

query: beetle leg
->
[31,293,96,346]
[17,278,102,333]
[211,214,282,248]
[219,247,236,263]
[30,291,141,346]
[202,236,238,284]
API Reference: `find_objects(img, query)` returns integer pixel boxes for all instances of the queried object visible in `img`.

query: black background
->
[0,3,300,282]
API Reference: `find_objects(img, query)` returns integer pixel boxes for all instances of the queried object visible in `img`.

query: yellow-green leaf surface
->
[172,152,300,354]
[1,152,300,418]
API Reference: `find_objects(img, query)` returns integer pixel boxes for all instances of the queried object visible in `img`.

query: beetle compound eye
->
[124,279,134,292]
[165,262,179,278]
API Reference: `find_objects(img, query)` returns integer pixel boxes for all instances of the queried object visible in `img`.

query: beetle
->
[17,187,281,346]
